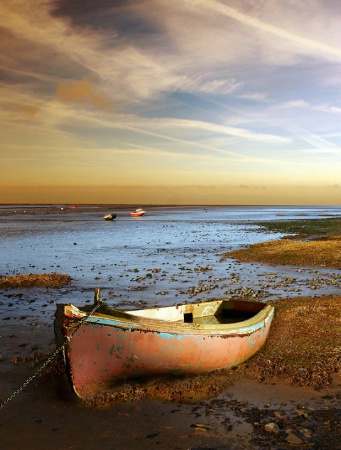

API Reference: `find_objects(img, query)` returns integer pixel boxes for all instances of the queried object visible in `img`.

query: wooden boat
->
[130,208,145,217]
[104,213,116,221]
[54,295,274,398]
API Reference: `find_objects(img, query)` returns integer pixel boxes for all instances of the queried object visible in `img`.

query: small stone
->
[296,409,308,418]
[264,422,280,434]
[274,411,286,420]
[285,429,304,445]
[297,427,313,439]
[191,423,211,431]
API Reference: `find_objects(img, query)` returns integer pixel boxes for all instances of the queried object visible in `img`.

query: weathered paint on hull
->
[56,303,274,398]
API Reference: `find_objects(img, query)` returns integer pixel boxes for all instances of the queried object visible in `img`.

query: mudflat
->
[1,210,340,449]
[1,290,340,449]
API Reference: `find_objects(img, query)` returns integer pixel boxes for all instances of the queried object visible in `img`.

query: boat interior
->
[128,299,265,325]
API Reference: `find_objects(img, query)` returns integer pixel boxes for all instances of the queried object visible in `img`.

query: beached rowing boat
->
[54,297,274,398]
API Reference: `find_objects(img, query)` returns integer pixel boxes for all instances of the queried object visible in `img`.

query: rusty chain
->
[0,301,101,410]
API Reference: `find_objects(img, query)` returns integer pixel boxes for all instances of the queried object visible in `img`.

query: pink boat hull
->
[55,300,274,398]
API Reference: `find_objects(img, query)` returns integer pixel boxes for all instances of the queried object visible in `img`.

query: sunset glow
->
[1,0,341,205]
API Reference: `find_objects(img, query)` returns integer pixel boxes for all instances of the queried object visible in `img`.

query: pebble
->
[296,408,309,418]
[285,429,305,445]
[264,422,280,434]
[297,427,313,439]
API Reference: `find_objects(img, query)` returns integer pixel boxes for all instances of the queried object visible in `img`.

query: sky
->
[1,0,341,205]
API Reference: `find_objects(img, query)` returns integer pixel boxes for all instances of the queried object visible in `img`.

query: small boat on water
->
[104,213,116,221]
[54,293,274,398]
[130,208,145,217]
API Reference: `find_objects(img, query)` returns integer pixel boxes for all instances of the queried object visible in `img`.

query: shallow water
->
[1,205,341,324]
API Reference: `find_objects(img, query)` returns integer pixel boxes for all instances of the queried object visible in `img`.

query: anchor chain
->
[0,301,102,410]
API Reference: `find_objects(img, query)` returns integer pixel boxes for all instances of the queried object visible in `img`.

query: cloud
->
[188,0,341,62]
[281,100,341,115]
[1,0,341,206]
[239,184,267,190]
[160,118,291,143]
[56,78,113,110]
[176,75,243,95]
[17,104,40,118]
[281,100,310,109]
[238,92,268,102]
[3,0,341,107]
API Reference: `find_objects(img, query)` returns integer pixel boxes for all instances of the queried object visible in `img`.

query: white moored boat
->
[130,208,145,217]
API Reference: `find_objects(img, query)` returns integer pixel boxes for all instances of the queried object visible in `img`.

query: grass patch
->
[220,237,341,268]
[258,217,341,237]
[0,273,72,288]
[220,217,341,268]
[245,296,341,390]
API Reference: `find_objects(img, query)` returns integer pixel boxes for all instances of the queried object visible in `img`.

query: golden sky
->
[1,0,341,205]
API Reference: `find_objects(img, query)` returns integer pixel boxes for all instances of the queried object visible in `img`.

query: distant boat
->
[54,296,274,398]
[104,214,116,221]
[130,208,145,217]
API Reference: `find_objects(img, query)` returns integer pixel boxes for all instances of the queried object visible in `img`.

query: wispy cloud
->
[187,0,341,61]
[158,118,291,143]
[56,78,113,110]
[281,100,341,115]
[1,0,341,203]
